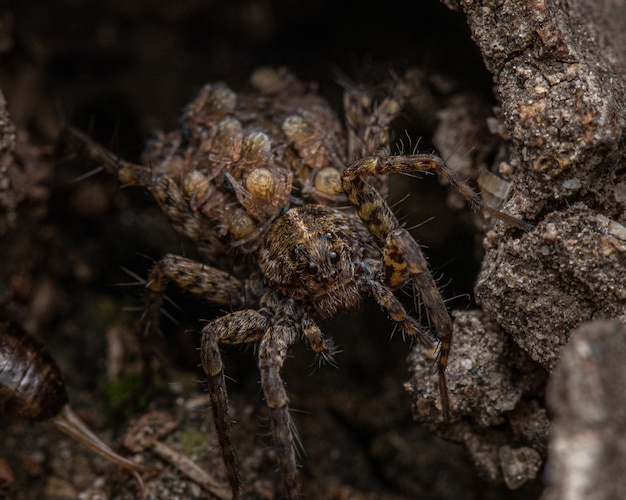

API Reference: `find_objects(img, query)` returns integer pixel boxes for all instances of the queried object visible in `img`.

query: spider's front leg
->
[200,309,270,499]
[341,156,456,415]
[342,154,530,417]
[201,298,302,499]
[258,317,301,499]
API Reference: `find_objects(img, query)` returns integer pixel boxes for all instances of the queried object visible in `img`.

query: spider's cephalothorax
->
[70,67,529,499]
[259,205,367,317]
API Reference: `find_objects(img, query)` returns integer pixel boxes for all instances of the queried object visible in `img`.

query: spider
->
[69,67,529,498]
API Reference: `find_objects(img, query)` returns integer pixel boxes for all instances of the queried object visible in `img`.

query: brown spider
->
[69,67,529,498]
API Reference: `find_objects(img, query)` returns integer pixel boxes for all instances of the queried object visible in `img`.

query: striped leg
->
[341,155,460,416]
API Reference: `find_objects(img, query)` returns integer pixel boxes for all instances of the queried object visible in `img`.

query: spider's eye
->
[329,251,339,263]
[291,244,303,260]
[306,262,319,274]
[325,232,333,240]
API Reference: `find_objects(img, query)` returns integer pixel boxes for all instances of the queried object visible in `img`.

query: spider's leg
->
[139,254,245,386]
[259,320,300,499]
[342,70,414,161]
[360,273,434,348]
[143,253,245,336]
[68,127,225,258]
[342,153,531,417]
[67,128,162,192]
[342,160,453,416]
[200,309,270,499]
[382,229,452,415]
[344,154,531,231]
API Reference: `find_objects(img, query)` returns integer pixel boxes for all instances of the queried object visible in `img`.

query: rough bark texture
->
[543,321,626,500]
[406,310,548,487]
[407,0,626,492]
[466,0,626,367]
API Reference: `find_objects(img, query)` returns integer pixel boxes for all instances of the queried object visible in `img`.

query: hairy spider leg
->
[342,155,456,416]
[342,153,531,417]
[143,254,303,500]
[145,255,293,498]
[134,254,247,388]
[69,128,225,260]
[201,297,302,500]
[358,272,434,348]
[200,309,270,499]
[346,154,532,231]
[144,254,246,336]
[258,308,301,500]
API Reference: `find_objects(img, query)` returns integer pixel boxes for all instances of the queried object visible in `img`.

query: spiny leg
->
[143,253,245,335]
[258,318,300,499]
[342,79,407,201]
[342,158,457,416]
[200,310,270,498]
[360,272,434,348]
[359,262,448,413]
[343,154,532,232]
[139,253,245,385]
[342,153,531,416]
[342,70,418,162]
[382,229,452,414]
[68,128,225,260]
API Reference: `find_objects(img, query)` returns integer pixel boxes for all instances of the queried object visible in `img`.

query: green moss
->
[174,428,212,458]
[98,375,146,416]
[95,296,132,326]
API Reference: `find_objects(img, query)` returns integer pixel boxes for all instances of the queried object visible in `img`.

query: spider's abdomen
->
[259,205,364,316]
